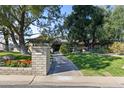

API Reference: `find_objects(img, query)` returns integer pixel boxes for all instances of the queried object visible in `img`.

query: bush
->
[4,60,31,67]
[9,60,18,67]
[91,47,109,53]
[59,43,71,54]
[109,42,124,54]
[18,60,31,67]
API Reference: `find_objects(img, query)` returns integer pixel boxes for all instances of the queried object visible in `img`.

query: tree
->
[64,5,107,50]
[0,26,9,51]
[37,6,66,39]
[100,5,124,48]
[107,6,124,42]
[0,5,62,54]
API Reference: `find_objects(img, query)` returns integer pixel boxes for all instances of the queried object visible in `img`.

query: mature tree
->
[64,5,107,49]
[0,5,62,54]
[99,5,124,48]
[106,6,124,42]
[37,6,66,39]
[0,26,9,51]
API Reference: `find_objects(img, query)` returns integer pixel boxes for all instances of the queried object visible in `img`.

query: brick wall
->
[32,46,50,76]
[0,67,32,75]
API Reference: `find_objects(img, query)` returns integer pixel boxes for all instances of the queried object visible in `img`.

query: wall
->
[0,67,32,75]
[32,46,51,76]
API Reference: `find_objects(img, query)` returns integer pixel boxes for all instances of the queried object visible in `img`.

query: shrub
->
[4,60,31,67]
[18,60,31,67]
[19,62,28,67]
[4,60,11,66]
[9,60,18,67]
[91,47,109,53]
[109,42,124,54]
[59,43,71,54]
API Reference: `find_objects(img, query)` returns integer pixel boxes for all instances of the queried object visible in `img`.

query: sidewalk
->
[0,75,34,85]
[0,75,124,87]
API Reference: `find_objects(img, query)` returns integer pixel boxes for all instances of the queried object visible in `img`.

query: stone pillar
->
[32,46,50,76]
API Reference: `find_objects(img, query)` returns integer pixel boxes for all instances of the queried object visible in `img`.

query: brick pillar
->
[32,46,50,76]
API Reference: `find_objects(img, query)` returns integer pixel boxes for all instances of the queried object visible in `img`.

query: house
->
[27,35,68,53]
[0,33,5,51]
[0,31,19,52]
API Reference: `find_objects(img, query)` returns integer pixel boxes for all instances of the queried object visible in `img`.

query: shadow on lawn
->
[67,53,122,70]
[2,54,31,60]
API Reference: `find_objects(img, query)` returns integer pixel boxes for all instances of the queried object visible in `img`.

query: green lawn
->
[67,52,124,76]
[0,52,31,60]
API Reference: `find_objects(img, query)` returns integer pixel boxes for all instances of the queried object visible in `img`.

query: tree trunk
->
[3,30,9,51]
[10,31,21,51]
[19,9,29,54]
[4,37,9,51]
[92,38,96,48]
[91,30,96,49]
[19,32,28,54]
[10,30,28,54]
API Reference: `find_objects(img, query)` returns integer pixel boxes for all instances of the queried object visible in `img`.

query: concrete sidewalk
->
[0,75,34,86]
[0,75,124,87]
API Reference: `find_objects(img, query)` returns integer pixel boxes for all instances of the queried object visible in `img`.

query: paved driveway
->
[48,54,82,76]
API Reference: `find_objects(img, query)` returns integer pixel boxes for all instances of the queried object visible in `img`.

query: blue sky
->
[29,5,73,38]
[61,5,72,16]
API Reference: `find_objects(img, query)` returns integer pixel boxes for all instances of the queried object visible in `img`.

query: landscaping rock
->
[0,58,4,66]
[2,56,15,60]
[0,62,4,66]
[0,57,3,61]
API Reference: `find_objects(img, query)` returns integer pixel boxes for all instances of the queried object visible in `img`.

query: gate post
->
[32,46,50,76]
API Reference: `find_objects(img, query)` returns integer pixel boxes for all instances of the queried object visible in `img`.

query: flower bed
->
[4,60,32,67]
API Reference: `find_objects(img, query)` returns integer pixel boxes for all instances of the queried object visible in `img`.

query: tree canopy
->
[64,6,107,49]
[0,5,63,54]
[0,5,124,53]
[64,5,124,50]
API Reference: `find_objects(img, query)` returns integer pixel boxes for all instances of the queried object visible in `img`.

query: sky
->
[61,5,72,16]
[29,5,73,39]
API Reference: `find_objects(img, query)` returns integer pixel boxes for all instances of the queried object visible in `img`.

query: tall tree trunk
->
[19,9,28,54]
[19,32,28,54]
[2,29,9,51]
[3,34,9,51]
[10,31,21,51]
[92,30,96,49]
[4,37,9,51]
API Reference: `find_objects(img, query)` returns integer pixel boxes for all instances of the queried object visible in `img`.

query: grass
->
[0,52,31,60]
[67,52,124,76]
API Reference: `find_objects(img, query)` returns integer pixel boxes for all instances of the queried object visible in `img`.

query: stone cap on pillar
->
[32,46,50,55]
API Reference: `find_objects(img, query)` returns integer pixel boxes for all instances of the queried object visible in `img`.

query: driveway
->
[48,53,82,76]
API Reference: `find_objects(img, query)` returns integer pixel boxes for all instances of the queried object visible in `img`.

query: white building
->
[0,31,17,51]
[0,32,5,51]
